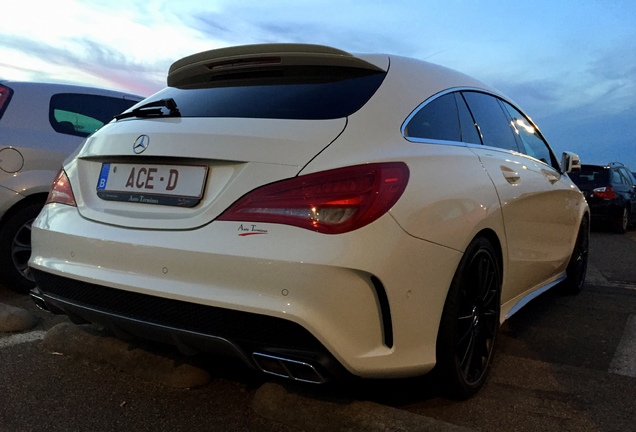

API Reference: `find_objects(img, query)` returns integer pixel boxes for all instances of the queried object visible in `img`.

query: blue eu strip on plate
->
[97,163,111,190]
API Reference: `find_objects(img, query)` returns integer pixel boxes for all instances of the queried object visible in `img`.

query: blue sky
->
[1,0,635,169]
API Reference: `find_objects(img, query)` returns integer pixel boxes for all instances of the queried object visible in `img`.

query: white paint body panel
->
[32,204,461,376]
[29,54,588,378]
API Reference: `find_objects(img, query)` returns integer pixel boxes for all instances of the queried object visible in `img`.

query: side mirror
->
[561,152,581,173]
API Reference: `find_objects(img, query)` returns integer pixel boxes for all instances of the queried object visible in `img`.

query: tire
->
[435,237,501,400]
[613,207,628,234]
[559,217,589,295]
[0,202,43,293]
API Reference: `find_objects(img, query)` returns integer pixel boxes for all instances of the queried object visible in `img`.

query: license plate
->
[96,163,208,207]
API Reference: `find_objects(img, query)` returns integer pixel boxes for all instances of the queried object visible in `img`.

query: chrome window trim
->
[403,136,468,147]
[401,87,561,172]
[401,87,540,143]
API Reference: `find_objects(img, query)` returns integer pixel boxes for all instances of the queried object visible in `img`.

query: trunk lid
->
[72,117,346,229]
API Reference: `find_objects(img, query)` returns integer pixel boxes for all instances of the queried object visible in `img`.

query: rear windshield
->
[135,66,386,120]
[569,166,609,187]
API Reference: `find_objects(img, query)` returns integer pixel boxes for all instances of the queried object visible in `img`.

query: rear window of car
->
[49,93,139,137]
[136,66,386,120]
[569,166,609,186]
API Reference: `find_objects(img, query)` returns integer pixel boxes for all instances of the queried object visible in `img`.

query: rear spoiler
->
[168,43,385,88]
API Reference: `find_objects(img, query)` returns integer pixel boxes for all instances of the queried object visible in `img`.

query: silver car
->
[0,81,142,292]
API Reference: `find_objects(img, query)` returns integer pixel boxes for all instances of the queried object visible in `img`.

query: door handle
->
[541,169,559,184]
[500,166,520,184]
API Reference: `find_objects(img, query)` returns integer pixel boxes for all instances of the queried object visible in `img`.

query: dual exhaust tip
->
[252,352,326,384]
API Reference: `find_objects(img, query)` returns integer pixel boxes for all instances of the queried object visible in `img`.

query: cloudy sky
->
[1,0,635,169]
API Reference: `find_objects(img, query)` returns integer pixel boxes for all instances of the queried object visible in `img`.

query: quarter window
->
[617,168,634,186]
[612,168,632,186]
[403,93,461,142]
[49,93,138,138]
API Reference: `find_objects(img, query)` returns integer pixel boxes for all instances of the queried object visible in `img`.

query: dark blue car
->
[569,162,636,233]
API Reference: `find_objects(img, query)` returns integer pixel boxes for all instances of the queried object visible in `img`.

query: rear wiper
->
[114,98,181,121]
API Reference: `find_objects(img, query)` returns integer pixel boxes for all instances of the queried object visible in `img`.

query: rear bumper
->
[29,204,462,379]
[30,272,343,383]
[587,200,622,223]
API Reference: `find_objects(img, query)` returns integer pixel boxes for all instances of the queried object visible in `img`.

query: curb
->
[252,383,475,432]
[39,322,474,430]
[0,302,38,332]
[42,322,211,389]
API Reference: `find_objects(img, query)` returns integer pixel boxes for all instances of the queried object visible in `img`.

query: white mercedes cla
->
[29,44,589,399]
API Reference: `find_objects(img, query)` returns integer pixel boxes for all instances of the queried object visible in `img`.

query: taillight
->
[0,84,14,119]
[217,162,409,234]
[592,185,617,200]
[45,169,77,207]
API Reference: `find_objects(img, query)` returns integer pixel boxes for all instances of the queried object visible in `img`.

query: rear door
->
[461,91,581,303]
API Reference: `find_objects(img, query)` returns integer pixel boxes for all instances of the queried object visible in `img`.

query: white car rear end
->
[29,44,589,398]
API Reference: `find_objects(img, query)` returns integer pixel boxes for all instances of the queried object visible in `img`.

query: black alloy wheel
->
[436,237,501,400]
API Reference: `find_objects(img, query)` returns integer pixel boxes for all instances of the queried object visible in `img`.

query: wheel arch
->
[434,231,503,399]
[0,193,48,227]
[472,228,504,281]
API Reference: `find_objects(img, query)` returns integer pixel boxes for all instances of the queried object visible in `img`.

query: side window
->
[462,91,520,152]
[620,168,635,186]
[49,93,138,138]
[454,93,481,144]
[501,101,555,167]
[404,93,461,142]
[610,168,625,185]
[614,168,634,186]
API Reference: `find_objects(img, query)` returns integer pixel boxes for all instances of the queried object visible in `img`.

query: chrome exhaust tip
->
[252,352,326,384]
[29,291,50,312]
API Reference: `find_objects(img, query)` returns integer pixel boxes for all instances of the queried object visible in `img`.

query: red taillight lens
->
[217,162,409,234]
[0,85,14,119]
[592,185,618,200]
[45,169,77,207]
